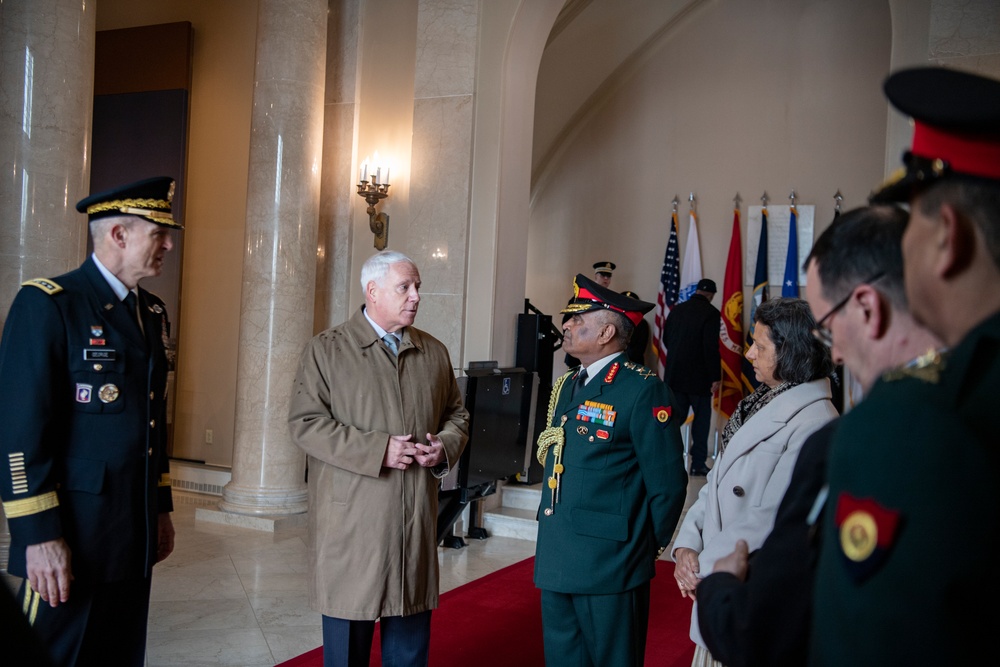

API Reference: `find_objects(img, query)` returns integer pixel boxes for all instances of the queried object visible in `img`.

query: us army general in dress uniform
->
[0,177,180,666]
[810,68,1000,665]
[535,274,688,667]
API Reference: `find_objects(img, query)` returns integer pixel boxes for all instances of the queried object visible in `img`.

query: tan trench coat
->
[288,307,469,620]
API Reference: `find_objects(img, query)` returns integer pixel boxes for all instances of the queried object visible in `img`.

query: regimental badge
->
[834,492,901,582]
[151,304,163,314]
[98,384,120,403]
[653,405,672,423]
[91,326,103,337]
[576,425,589,436]
[76,384,93,403]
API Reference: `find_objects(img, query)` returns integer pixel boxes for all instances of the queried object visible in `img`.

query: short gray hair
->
[360,250,416,291]
[89,215,133,241]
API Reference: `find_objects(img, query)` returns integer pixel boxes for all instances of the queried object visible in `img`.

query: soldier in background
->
[0,177,180,666]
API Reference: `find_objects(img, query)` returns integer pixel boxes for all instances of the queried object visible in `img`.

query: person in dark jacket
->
[0,176,180,666]
[695,204,940,667]
[621,290,650,365]
[662,278,721,475]
[811,67,1000,666]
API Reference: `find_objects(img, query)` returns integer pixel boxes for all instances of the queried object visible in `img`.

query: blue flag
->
[782,205,799,297]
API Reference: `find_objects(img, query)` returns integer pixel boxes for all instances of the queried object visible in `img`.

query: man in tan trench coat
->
[289,250,469,667]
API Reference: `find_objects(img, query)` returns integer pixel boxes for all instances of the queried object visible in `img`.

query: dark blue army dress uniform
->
[534,274,687,667]
[0,177,177,665]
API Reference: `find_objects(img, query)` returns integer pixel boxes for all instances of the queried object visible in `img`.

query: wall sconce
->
[357,153,390,250]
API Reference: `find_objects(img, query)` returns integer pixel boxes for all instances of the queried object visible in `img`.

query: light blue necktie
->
[382,334,399,356]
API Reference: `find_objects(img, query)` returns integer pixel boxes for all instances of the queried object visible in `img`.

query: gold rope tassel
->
[537,372,571,515]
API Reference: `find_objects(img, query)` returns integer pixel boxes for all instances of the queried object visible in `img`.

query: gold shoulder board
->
[22,278,63,295]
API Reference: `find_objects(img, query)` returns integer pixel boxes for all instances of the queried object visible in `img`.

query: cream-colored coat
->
[672,378,837,648]
[288,307,469,620]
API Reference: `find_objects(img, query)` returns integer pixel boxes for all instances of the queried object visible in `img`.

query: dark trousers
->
[540,583,651,667]
[323,611,432,667]
[671,390,712,469]
[19,575,152,667]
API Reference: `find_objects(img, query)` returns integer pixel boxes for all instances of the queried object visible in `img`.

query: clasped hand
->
[383,433,445,470]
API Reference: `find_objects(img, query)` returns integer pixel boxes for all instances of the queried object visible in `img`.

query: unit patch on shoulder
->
[834,492,901,583]
[22,278,63,295]
[653,406,672,423]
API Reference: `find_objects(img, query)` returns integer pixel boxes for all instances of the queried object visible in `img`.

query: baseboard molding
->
[169,459,231,497]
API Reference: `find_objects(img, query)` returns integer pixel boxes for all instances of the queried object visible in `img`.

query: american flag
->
[653,210,680,378]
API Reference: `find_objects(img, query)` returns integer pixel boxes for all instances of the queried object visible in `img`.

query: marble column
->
[217,0,327,519]
[0,0,94,569]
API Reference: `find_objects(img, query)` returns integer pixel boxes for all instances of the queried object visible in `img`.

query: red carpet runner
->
[277,558,695,667]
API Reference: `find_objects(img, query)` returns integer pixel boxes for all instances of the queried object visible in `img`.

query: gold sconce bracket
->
[357,182,390,250]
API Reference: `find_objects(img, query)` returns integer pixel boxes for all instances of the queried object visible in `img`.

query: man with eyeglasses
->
[693,205,939,667]
[811,67,1000,665]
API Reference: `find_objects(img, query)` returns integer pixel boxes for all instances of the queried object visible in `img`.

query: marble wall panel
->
[409,95,474,297]
[415,0,480,99]
[326,0,361,105]
[930,0,1000,58]
[317,101,357,331]
[413,292,464,368]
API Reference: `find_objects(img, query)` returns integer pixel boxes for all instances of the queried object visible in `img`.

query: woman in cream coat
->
[672,298,838,667]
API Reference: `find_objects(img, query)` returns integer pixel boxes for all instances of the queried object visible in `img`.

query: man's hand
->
[673,546,701,600]
[414,433,445,468]
[711,538,750,581]
[157,513,176,563]
[383,434,419,469]
[26,539,73,607]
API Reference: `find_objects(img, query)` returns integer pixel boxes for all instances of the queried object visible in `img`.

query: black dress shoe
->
[689,467,709,476]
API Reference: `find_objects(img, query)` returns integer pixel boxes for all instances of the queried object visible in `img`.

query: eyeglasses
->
[811,271,885,348]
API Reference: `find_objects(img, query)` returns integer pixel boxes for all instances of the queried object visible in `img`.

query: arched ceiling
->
[532,0,704,186]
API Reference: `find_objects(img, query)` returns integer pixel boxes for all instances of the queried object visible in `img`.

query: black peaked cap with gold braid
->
[76,175,182,229]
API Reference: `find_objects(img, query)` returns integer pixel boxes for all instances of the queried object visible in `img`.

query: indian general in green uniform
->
[810,68,1000,664]
[534,274,687,667]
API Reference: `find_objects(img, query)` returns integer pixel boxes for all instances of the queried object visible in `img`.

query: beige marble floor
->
[3,470,707,667]
[140,491,540,667]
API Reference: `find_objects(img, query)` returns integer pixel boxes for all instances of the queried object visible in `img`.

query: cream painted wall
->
[527,0,894,380]
[96,0,258,466]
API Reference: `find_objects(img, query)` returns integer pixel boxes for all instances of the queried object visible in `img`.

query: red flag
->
[718,207,745,420]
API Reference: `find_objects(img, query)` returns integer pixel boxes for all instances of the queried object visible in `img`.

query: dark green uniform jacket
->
[0,257,173,582]
[810,312,1000,665]
[534,354,687,594]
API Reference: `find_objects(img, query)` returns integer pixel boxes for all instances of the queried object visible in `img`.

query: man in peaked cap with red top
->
[810,68,1000,665]
[0,176,181,666]
[534,273,687,667]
